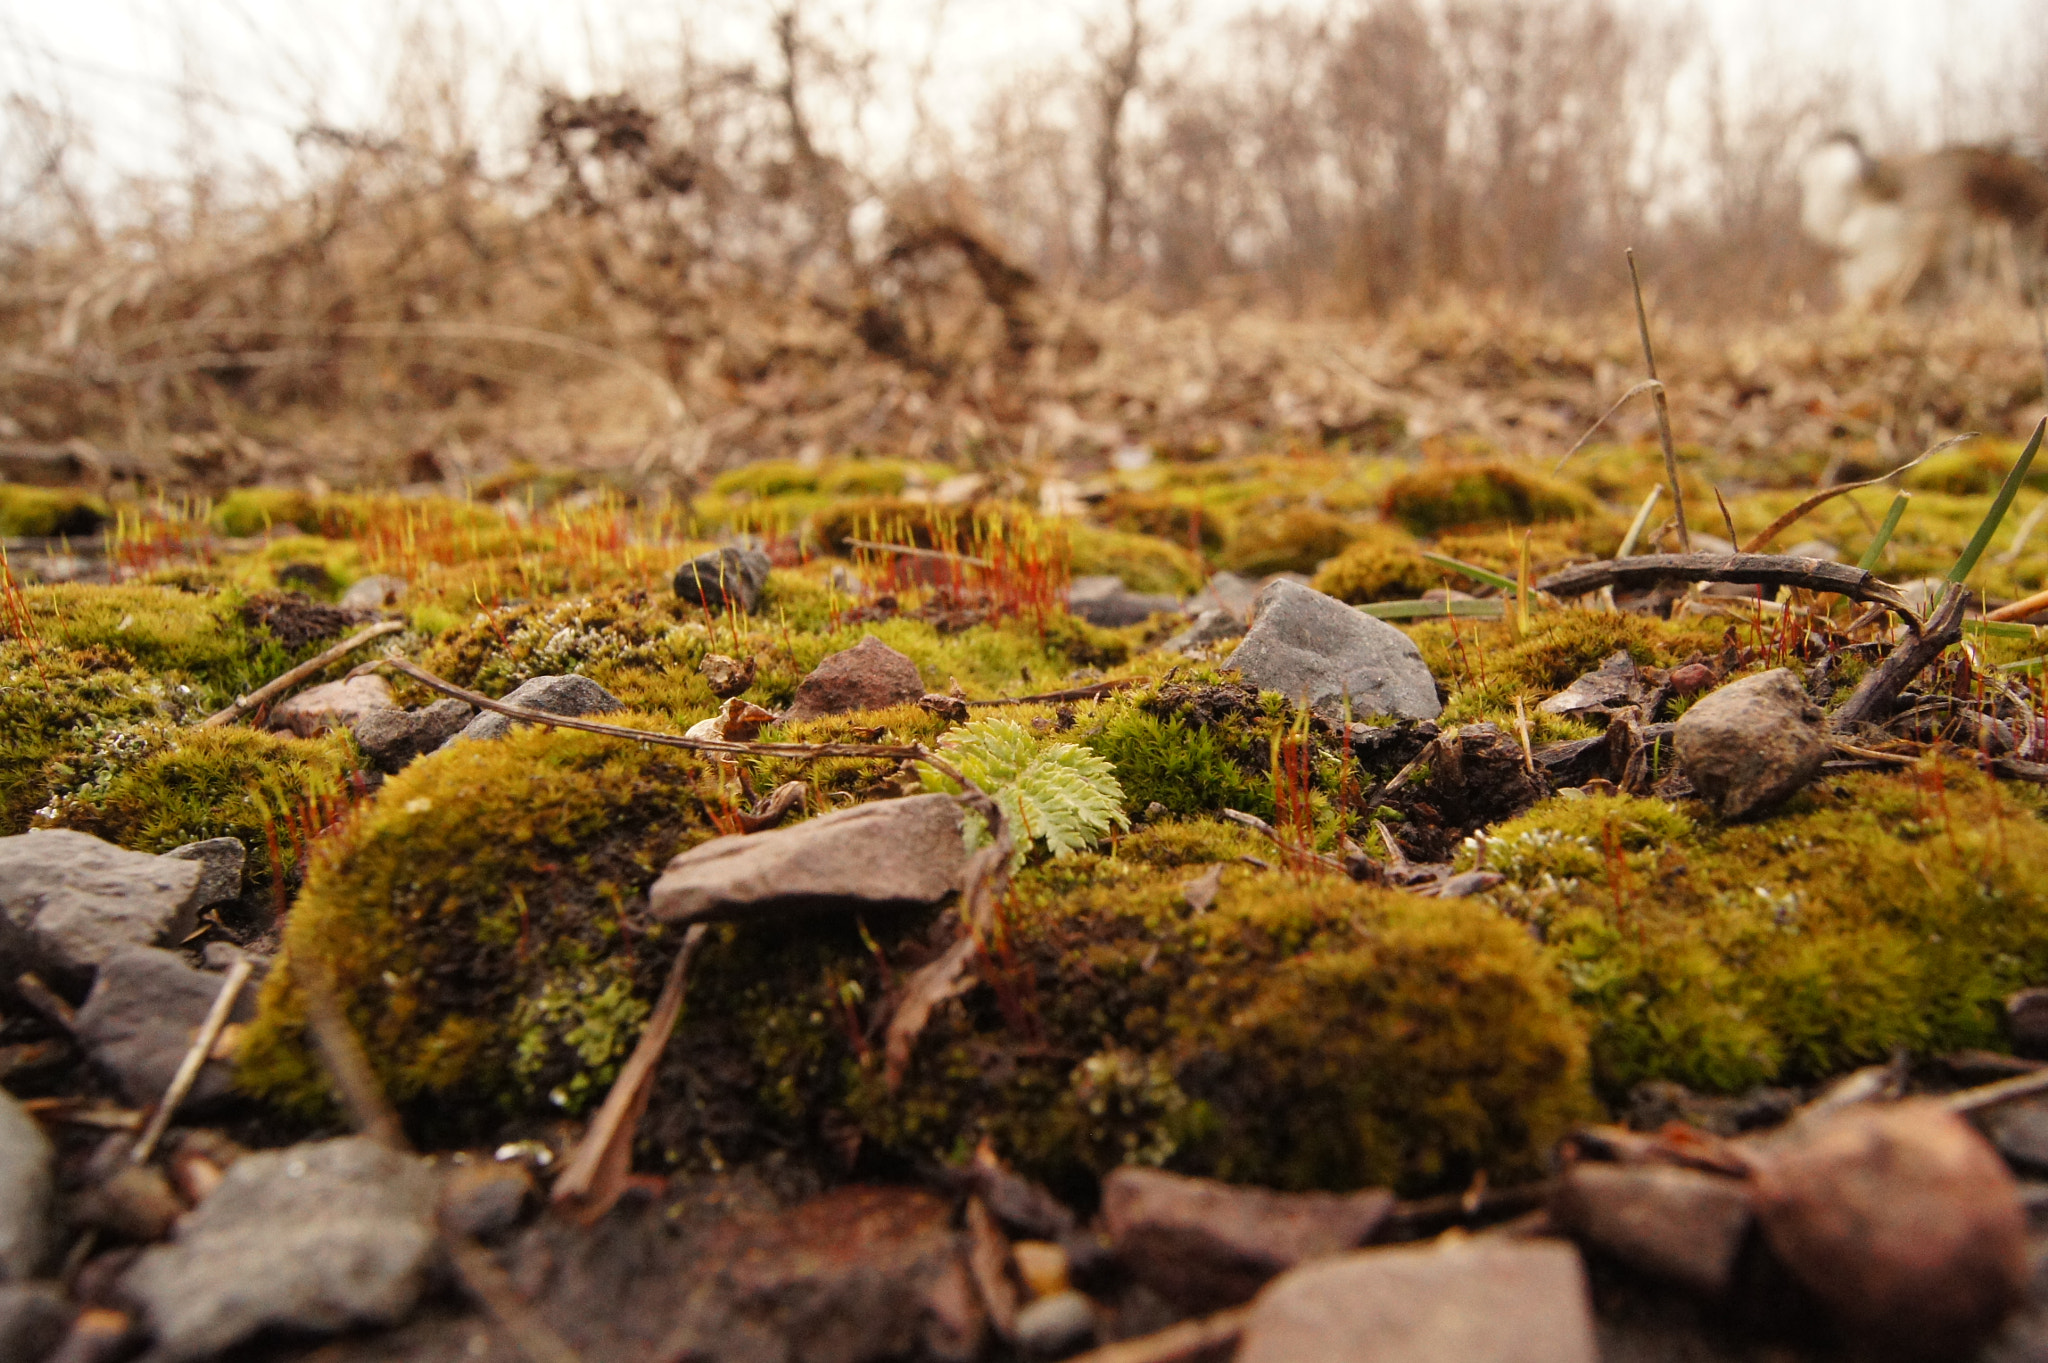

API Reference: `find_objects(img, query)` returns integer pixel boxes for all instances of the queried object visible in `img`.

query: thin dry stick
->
[1950,1063,2048,1114]
[551,923,710,1222]
[1995,496,2048,566]
[131,957,252,1164]
[201,619,404,727]
[843,537,993,568]
[967,679,1142,707]
[1627,249,1689,551]
[1061,1307,1250,1363]
[299,962,410,1151]
[1738,434,1975,555]
[1552,380,1663,473]
[1989,584,2048,623]
[1219,807,1350,875]
[443,1237,586,1363]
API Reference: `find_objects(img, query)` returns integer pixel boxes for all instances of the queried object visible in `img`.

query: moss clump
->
[237,720,718,1125]
[1086,706,1273,819]
[1384,460,1596,537]
[1221,508,1363,576]
[1412,609,1721,702]
[212,488,356,538]
[1310,540,1443,604]
[711,460,820,499]
[807,497,1030,556]
[1094,491,1228,556]
[0,484,109,537]
[1478,762,2048,1095]
[849,856,1595,1193]
[1065,524,1205,595]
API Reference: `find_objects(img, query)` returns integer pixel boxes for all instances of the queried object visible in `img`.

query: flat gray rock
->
[1102,1166,1392,1309]
[0,1091,52,1282]
[453,675,622,744]
[1674,668,1827,819]
[1186,570,1260,623]
[1067,576,1183,628]
[74,947,259,1113]
[352,698,474,773]
[1228,579,1441,720]
[1236,1240,1598,1363]
[0,829,201,981]
[163,837,245,909]
[649,794,968,925]
[1162,607,1246,655]
[674,546,772,614]
[123,1136,440,1362]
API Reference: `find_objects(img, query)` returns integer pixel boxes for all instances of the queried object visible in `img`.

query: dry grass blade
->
[299,960,410,1151]
[1613,486,1662,561]
[1220,807,1351,874]
[551,922,709,1225]
[1738,433,1976,555]
[1989,585,2048,623]
[131,956,252,1164]
[844,537,993,568]
[967,679,1142,706]
[1994,496,2048,566]
[1714,487,1740,547]
[201,620,405,727]
[443,1236,586,1363]
[1551,379,1663,473]
[1627,249,1689,551]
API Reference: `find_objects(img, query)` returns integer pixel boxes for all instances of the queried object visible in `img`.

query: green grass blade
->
[1962,619,2043,640]
[1359,598,1507,620]
[1417,552,1518,594]
[1855,491,1910,572]
[1950,418,2046,584]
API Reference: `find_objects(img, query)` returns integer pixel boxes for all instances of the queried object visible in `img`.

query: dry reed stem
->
[130,956,252,1165]
[1627,249,1690,552]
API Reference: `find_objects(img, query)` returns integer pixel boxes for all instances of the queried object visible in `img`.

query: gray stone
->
[1102,1166,1393,1309]
[0,829,201,981]
[1067,576,1183,628]
[1538,651,1645,720]
[1014,1290,1095,1357]
[351,699,474,773]
[453,675,623,744]
[0,1091,52,1281]
[265,674,396,738]
[1236,1240,1599,1363]
[2009,987,2048,1058]
[162,838,245,909]
[73,947,258,1113]
[337,574,408,611]
[1674,668,1828,819]
[1983,1098,2048,1175]
[784,636,927,721]
[1186,571,1260,623]
[1162,608,1246,655]
[122,1136,440,1362]
[0,1282,69,1361]
[650,794,968,925]
[1228,579,1441,720]
[1550,1162,1752,1296]
[674,546,772,613]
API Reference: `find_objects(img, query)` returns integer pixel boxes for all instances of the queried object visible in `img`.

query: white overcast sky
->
[1,0,2039,195]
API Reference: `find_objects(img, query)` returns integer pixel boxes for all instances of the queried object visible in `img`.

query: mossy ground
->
[10,439,2048,1197]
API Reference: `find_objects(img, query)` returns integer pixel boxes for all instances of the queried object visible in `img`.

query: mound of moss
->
[1383,459,1596,537]
[1220,507,1363,576]
[0,483,109,537]
[1094,491,1228,556]
[1902,437,2048,497]
[1480,763,2048,1096]
[1310,539,1443,604]
[1066,524,1206,595]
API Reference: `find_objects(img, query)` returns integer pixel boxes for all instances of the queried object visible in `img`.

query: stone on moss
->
[1230,580,1440,720]
[454,674,623,743]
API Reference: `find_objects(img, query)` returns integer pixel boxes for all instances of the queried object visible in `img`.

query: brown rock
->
[1550,1162,1752,1296]
[437,1160,535,1241]
[698,653,758,698]
[785,636,927,720]
[1749,1098,2027,1359]
[1673,668,1827,819]
[1666,661,1715,695]
[1102,1166,1394,1309]
[1236,1239,1599,1363]
[265,675,395,738]
[648,794,968,925]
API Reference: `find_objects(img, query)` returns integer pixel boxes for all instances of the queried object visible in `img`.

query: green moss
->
[1094,491,1228,556]
[1411,610,1721,698]
[213,488,348,538]
[1087,707,1272,819]
[1902,437,2048,496]
[1476,762,2048,1095]
[1221,508,1364,576]
[850,863,1595,1193]
[0,484,109,537]
[1066,524,1206,594]
[711,460,820,499]
[1384,460,1597,537]
[1309,538,1443,604]
[237,719,718,1125]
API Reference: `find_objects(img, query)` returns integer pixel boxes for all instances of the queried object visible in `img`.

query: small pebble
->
[1015,1290,1095,1358]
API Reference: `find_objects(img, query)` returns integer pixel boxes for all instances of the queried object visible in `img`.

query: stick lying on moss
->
[201,619,405,728]
[1536,553,1921,623]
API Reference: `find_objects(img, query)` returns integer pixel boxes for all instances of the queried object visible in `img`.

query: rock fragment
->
[437,1160,534,1241]
[162,837,245,909]
[1550,1161,1752,1296]
[1673,668,1827,819]
[674,546,771,613]
[122,1136,440,1362]
[350,698,474,772]
[1162,607,1246,655]
[451,674,623,744]
[73,947,258,1112]
[0,1282,69,1361]
[1228,579,1441,720]
[699,652,758,697]
[1979,1097,2048,1175]
[1101,1165,1393,1308]
[649,794,968,925]
[0,830,201,981]
[2008,986,2048,1058]
[265,674,397,738]
[1186,570,1259,622]
[337,574,408,611]
[1538,651,1645,721]
[0,1090,52,1281]
[1235,1239,1598,1363]
[784,635,926,721]
[1014,1290,1095,1357]
[1749,1098,2027,1359]
[1067,576,1183,628]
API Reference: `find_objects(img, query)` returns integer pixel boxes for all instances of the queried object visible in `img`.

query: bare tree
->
[1085,0,1149,278]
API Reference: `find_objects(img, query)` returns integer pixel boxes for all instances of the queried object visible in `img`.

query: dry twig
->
[131,957,251,1164]
[1627,249,1689,551]
[1536,553,1921,621]
[201,620,405,728]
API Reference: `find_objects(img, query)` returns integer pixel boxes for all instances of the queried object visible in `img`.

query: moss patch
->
[1384,459,1597,537]
[0,484,108,537]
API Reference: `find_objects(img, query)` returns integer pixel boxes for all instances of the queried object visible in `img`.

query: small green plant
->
[922,716,1128,861]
